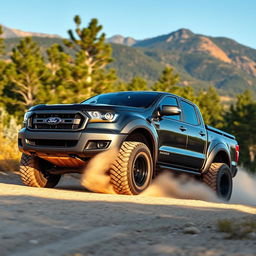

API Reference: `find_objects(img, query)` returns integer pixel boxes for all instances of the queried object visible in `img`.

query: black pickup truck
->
[18,91,239,200]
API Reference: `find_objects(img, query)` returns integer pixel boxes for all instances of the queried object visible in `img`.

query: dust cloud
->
[80,149,217,202]
[141,172,218,202]
[230,168,256,206]
[81,150,256,205]
[81,148,118,194]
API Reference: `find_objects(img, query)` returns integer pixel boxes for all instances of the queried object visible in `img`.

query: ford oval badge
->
[45,117,62,125]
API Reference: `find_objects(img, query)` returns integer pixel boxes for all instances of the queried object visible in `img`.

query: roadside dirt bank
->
[0,172,255,256]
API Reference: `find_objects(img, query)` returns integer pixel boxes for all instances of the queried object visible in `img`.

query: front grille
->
[28,112,87,131]
[26,139,78,147]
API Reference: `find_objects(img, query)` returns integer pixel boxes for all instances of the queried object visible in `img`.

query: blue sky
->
[1,0,256,48]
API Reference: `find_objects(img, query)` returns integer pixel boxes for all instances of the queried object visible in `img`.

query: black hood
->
[29,103,145,113]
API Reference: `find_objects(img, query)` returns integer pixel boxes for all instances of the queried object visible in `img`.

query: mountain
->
[107,35,137,46]
[134,29,256,95]
[109,43,163,82]
[1,25,256,97]
[134,28,195,47]
[134,28,256,76]
[0,25,60,39]
[107,29,256,95]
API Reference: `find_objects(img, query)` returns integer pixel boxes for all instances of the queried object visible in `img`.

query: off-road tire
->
[110,142,153,195]
[20,153,61,188]
[202,163,232,201]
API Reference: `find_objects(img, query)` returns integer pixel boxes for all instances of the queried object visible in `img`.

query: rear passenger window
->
[159,96,180,120]
[181,100,199,125]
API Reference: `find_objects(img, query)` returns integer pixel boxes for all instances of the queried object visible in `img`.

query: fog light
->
[96,141,109,149]
[85,140,111,150]
[25,139,35,146]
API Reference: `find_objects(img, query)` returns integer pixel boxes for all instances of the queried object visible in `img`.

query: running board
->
[157,164,201,176]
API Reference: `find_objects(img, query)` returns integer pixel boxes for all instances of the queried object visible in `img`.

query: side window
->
[159,96,180,120]
[180,100,199,125]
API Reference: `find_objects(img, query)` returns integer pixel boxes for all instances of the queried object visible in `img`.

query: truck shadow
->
[0,171,88,191]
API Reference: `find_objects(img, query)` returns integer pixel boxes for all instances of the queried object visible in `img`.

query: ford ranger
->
[18,91,239,200]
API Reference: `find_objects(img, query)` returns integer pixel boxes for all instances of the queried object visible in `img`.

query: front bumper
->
[18,128,127,158]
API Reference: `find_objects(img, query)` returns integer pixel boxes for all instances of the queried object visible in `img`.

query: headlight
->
[23,112,32,124]
[87,111,119,123]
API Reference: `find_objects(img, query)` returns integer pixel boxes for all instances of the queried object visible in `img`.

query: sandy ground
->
[0,172,255,256]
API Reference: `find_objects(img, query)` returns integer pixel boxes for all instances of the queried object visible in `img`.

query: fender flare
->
[202,142,231,173]
[120,119,158,165]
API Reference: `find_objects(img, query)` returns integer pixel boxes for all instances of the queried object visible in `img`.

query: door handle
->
[179,126,187,132]
[199,131,206,136]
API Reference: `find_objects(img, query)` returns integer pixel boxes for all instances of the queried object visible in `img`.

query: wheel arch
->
[202,143,231,173]
[125,127,157,163]
[122,123,158,168]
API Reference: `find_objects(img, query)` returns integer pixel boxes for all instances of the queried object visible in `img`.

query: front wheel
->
[202,163,233,201]
[20,153,61,188]
[110,142,153,195]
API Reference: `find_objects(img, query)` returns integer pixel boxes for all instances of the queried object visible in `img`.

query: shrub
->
[0,108,21,172]
[218,218,256,239]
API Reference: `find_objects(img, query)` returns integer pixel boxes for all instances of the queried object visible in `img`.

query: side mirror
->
[159,105,181,116]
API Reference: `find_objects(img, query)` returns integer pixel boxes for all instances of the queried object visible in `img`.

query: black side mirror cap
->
[159,105,181,116]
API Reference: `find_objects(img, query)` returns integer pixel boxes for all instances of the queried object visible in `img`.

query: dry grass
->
[0,134,21,172]
[0,109,21,173]
[218,218,256,239]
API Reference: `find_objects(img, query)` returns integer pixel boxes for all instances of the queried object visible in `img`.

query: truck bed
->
[206,125,235,140]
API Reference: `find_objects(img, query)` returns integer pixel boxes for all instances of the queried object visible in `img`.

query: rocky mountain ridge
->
[0,25,60,39]
[1,25,256,96]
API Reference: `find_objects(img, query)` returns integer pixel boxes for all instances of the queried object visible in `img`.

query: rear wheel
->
[20,153,61,188]
[110,142,153,195]
[202,163,232,201]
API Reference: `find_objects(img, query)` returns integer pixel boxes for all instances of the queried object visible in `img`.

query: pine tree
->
[0,25,4,56]
[178,86,197,102]
[224,90,256,172]
[63,16,116,101]
[197,87,224,128]
[47,44,71,76]
[127,77,148,91]
[152,66,180,92]
[115,81,128,92]
[4,37,50,112]
[46,44,73,103]
[0,26,7,104]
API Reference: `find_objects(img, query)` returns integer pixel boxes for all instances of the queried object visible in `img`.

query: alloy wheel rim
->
[133,153,148,187]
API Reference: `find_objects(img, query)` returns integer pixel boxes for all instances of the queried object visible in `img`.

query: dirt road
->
[0,172,255,256]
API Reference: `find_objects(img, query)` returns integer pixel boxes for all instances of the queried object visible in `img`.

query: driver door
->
[155,96,188,168]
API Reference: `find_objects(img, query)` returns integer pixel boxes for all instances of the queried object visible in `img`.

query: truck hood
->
[29,104,146,113]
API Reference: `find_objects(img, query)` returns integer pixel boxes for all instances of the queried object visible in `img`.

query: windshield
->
[82,92,161,108]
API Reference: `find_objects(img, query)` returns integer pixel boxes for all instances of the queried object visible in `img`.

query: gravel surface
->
[0,172,255,256]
